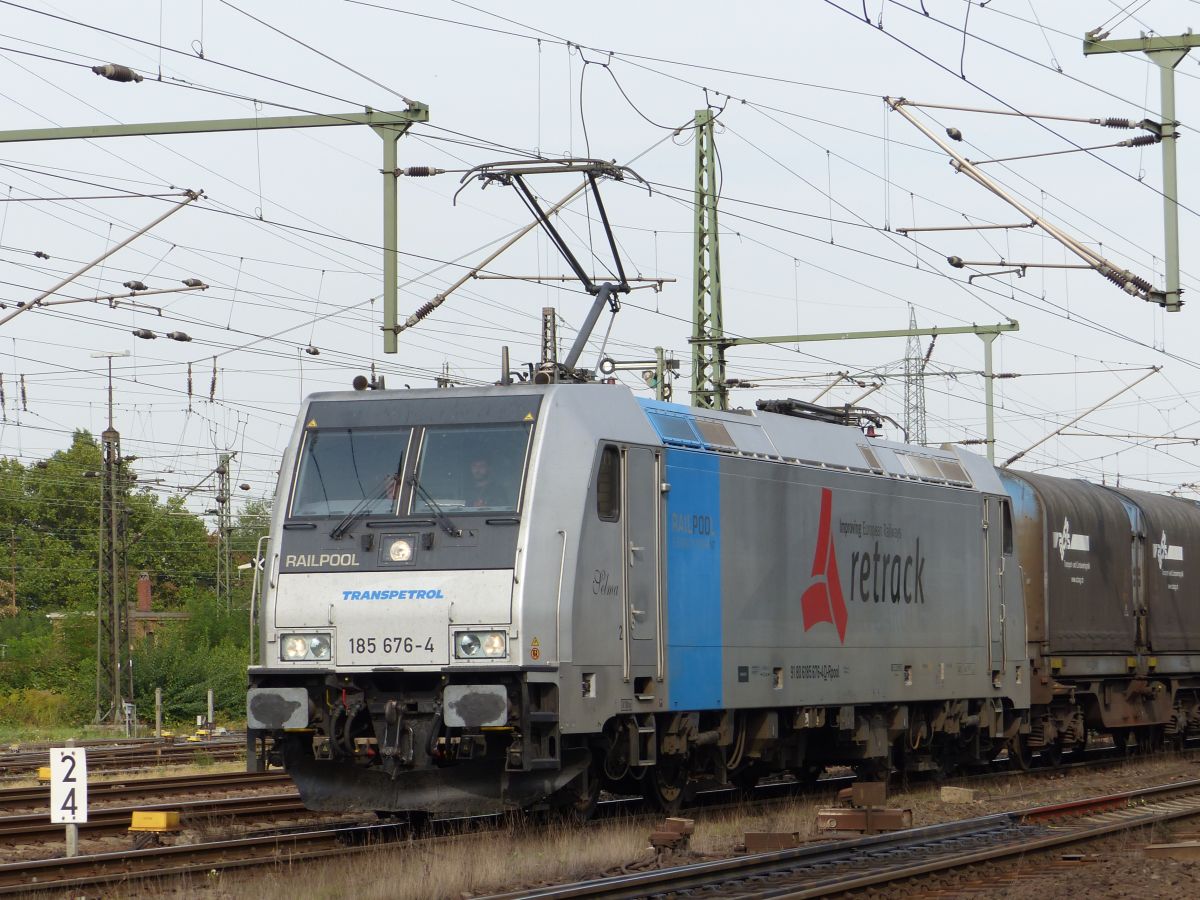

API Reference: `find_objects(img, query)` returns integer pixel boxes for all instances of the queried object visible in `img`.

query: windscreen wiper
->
[330,460,403,539]
[407,475,462,537]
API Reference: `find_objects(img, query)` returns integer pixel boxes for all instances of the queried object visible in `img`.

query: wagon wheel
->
[1136,725,1164,755]
[1111,728,1133,756]
[1007,734,1031,772]
[1039,741,1063,768]
[1168,718,1187,752]
[643,756,688,814]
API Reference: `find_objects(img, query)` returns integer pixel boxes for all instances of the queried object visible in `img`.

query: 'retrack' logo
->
[801,488,848,643]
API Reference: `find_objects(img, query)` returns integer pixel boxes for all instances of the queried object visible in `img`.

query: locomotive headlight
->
[282,635,309,660]
[308,635,331,660]
[456,632,481,657]
[385,537,414,563]
[454,630,507,659]
[281,633,332,661]
[481,632,506,657]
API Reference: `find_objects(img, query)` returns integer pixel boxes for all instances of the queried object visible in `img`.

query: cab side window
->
[1001,499,1014,554]
[596,445,620,521]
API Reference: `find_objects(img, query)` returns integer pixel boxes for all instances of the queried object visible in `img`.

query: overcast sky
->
[0,0,1197,519]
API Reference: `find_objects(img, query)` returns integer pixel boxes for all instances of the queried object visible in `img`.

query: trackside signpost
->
[49,745,87,856]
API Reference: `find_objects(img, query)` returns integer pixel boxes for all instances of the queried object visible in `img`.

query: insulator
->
[1101,267,1152,295]
[123,280,148,291]
[1102,117,1134,129]
[181,278,204,287]
[132,328,156,339]
[946,256,965,269]
[1126,272,1153,293]
[166,331,192,342]
[413,300,437,320]
[92,63,143,83]
[400,166,444,177]
[305,345,320,356]
[1127,134,1160,147]
[945,127,963,141]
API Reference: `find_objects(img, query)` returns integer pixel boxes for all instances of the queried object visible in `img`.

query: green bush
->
[0,688,73,727]
[131,596,251,724]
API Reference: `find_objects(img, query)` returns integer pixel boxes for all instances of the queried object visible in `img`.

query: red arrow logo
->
[801,488,848,643]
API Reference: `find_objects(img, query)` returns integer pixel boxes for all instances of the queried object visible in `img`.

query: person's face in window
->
[470,458,490,484]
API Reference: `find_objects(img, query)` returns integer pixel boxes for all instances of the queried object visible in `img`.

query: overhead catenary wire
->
[0,0,1190,501]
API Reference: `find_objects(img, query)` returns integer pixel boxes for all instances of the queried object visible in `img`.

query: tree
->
[0,434,256,726]
[231,498,272,557]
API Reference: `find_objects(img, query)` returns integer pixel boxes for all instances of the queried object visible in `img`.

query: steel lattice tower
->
[691,109,726,410]
[215,453,232,607]
[96,354,130,723]
[903,306,928,445]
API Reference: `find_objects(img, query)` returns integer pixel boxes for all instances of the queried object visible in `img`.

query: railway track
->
[0,770,290,813]
[485,778,1200,899]
[1,793,310,842]
[1,756,1194,896]
[0,742,1188,894]
[0,738,246,779]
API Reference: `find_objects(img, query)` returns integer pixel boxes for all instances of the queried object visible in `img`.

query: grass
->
[0,724,131,745]
[62,752,1200,898]
[250,818,654,900]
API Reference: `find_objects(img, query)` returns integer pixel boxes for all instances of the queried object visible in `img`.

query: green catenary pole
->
[691,109,726,409]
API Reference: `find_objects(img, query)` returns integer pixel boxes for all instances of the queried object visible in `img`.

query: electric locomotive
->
[247,382,1031,815]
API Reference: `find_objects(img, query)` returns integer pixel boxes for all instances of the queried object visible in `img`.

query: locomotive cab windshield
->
[288,420,532,520]
[291,425,411,518]
[411,423,529,513]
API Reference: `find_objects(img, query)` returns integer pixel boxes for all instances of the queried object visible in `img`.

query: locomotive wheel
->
[790,763,825,788]
[373,810,431,834]
[643,757,688,814]
[551,755,603,823]
[854,754,892,784]
[730,764,764,798]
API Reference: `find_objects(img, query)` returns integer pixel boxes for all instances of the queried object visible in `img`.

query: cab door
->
[622,447,663,686]
[983,496,1007,673]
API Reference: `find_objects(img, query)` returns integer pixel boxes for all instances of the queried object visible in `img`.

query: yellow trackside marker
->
[129,810,181,832]
[306,419,318,428]
[523,412,534,421]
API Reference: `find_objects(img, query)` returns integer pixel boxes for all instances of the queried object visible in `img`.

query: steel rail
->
[0,770,290,811]
[0,742,245,778]
[479,777,1200,899]
[0,741,1187,895]
[0,793,308,840]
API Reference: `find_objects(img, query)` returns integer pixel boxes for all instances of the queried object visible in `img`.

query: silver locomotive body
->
[248,384,1029,815]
